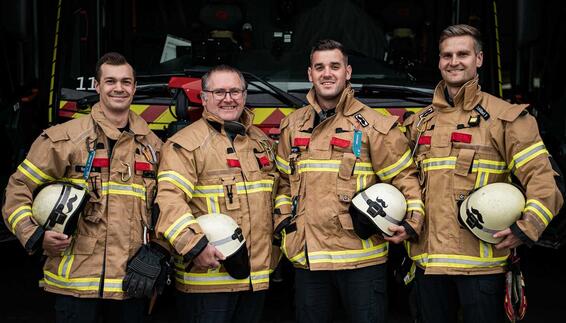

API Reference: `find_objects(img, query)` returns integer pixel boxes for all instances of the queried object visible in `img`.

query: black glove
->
[123,242,171,298]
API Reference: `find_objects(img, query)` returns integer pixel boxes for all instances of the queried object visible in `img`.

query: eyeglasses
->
[203,88,246,100]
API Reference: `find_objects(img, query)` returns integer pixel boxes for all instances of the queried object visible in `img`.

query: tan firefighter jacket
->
[2,104,162,299]
[155,108,279,293]
[404,77,564,275]
[274,86,424,271]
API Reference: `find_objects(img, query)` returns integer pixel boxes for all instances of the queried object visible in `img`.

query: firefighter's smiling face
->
[201,71,246,122]
[438,35,483,90]
[308,49,352,109]
[95,63,136,113]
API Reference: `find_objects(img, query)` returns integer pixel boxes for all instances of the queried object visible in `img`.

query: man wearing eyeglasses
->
[155,65,279,323]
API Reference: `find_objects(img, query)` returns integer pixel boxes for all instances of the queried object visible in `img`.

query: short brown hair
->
[439,24,483,53]
[310,39,348,66]
[94,52,135,82]
[201,64,247,91]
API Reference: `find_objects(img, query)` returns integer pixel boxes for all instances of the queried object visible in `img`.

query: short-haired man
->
[274,39,424,323]
[155,65,279,323]
[2,52,163,322]
[403,24,563,323]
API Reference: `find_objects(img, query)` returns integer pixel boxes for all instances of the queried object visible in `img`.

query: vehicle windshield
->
[58,0,432,108]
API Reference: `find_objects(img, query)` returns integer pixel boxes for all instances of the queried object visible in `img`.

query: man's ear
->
[307,66,313,82]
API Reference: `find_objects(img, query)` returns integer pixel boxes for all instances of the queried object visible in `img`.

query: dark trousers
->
[176,290,267,323]
[294,264,387,323]
[414,267,505,323]
[54,294,146,323]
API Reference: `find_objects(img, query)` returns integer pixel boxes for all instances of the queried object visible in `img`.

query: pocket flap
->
[72,235,98,255]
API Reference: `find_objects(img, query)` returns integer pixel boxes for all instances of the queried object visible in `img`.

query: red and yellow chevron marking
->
[58,101,176,131]
[58,101,424,133]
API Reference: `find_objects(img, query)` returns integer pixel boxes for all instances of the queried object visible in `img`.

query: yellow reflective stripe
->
[158,171,194,198]
[407,199,425,214]
[421,157,457,171]
[205,196,221,213]
[375,150,413,181]
[164,213,197,244]
[524,199,553,226]
[174,270,270,286]
[102,278,124,292]
[297,159,341,173]
[194,185,224,197]
[43,271,123,292]
[472,159,508,174]
[411,253,508,269]
[353,162,374,175]
[61,178,87,188]
[308,243,388,264]
[288,251,307,265]
[58,255,74,278]
[8,205,32,233]
[102,182,146,199]
[281,229,307,265]
[474,171,489,189]
[17,159,55,184]
[236,180,274,193]
[479,241,493,259]
[276,155,290,175]
[509,141,548,171]
[275,195,292,208]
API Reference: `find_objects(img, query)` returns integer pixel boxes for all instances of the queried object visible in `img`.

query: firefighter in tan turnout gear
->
[404,24,564,323]
[155,65,279,323]
[274,39,424,323]
[2,52,164,323]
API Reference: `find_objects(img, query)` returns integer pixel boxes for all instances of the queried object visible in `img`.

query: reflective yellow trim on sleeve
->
[7,205,32,233]
[164,213,197,244]
[524,199,553,226]
[509,141,548,171]
[276,155,290,175]
[17,159,55,184]
[406,199,425,215]
[158,171,195,198]
[275,195,292,209]
[375,150,413,181]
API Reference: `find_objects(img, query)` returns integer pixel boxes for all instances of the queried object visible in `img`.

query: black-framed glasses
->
[203,88,246,100]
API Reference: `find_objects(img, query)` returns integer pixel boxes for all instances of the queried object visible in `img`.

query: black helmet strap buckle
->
[361,191,387,218]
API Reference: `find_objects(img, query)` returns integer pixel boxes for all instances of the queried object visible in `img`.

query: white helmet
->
[197,213,250,279]
[32,182,89,235]
[349,183,407,238]
[458,183,526,244]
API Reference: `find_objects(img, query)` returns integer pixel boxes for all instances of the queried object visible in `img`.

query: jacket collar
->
[91,103,150,140]
[432,76,482,112]
[202,107,254,134]
[305,85,364,118]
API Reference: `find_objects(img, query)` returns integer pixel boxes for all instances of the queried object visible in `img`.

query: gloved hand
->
[123,242,171,298]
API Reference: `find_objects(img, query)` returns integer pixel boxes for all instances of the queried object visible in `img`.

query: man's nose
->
[449,55,459,65]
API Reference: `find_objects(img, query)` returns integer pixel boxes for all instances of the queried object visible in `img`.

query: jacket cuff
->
[510,223,534,248]
[401,221,418,240]
[25,226,45,254]
[183,236,209,262]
